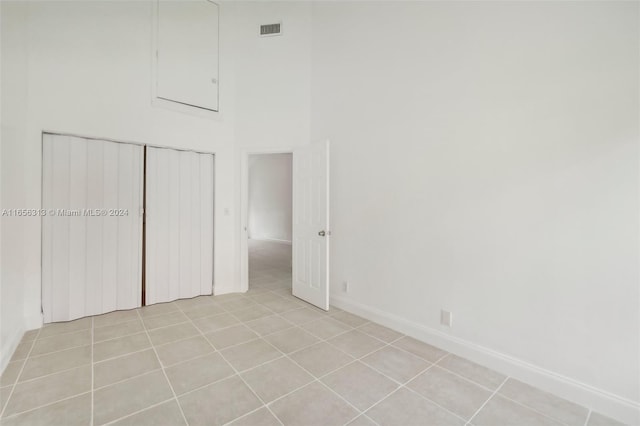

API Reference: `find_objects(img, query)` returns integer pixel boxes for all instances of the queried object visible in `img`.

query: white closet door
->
[146,147,214,304]
[42,134,143,323]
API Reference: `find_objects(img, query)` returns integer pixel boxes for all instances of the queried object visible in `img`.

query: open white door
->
[292,140,330,310]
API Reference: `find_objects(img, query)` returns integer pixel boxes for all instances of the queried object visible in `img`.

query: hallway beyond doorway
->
[248,240,292,294]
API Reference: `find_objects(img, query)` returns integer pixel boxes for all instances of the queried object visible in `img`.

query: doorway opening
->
[247,153,293,294]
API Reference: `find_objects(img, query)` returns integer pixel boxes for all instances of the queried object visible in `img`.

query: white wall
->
[311,1,639,423]
[12,0,238,336]
[0,1,29,372]
[248,154,292,242]
[0,0,314,365]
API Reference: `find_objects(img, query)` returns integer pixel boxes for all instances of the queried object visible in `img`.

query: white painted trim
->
[0,324,25,375]
[239,147,295,294]
[330,295,640,425]
[249,237,292,245]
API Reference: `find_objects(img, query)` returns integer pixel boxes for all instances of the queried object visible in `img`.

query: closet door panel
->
[67,138,88,320]
[85,139,105,316]
[101,141,119,313]
[42,134,143,323]
[146,147,214,305]
[199,154,214,295]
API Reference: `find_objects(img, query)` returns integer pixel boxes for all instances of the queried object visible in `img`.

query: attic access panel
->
[156,0,219,112]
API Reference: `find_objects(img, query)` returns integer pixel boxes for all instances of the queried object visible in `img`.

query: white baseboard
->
[0,325,25,376]
[331,295,640,425]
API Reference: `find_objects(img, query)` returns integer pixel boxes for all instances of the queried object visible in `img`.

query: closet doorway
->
[41,133,215,323]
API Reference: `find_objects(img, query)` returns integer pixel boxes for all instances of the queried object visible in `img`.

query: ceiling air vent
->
[260,23,282,37]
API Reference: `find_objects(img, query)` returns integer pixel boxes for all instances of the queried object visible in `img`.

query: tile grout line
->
[465,375,509,425]
[360,352,471,425]
[6,282,594,426]
[1,391,94,421]
[173,300,286,426]
[134,308,190,426]
[238,303,379,424]
[102,396,177,426]
[0,327,42,419]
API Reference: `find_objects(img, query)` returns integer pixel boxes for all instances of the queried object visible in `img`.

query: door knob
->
[318,230,326,237]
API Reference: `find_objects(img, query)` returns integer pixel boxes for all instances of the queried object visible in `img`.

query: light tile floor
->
[0,240,627,426]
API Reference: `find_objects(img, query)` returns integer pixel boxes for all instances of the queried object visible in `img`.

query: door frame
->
[239,147,295,293]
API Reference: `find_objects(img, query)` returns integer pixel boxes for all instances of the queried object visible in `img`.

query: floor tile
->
[328,330,385,359]
[205,324,259,350]
[148,322,199,346]
[258,297,301,313]
[357,322,402,343]
[20,345,91,382]
[280,308,326,325]
[220,339,282,372]
[587,412,626,426]
[21,330,39,342]
[436,354,506,390]
[269,381,359,426]
[142,311,189,330]
[499,379,589,426]
[471,394,563,426]
[183,304,227,320]
[93,310,139,329]
[192,313,240,334]
[361,345,430,384]
[322,361,398,411]
[228,407,281,426]
[93,370,173,425]
[138,302,178,318]
[290,342,354,377]
[347,414,379,426]
[94,332,151,362]
[263,327,319,354]
[0,361,24,387]
[155,336,214,367]
[407,366,492,420]
[9,340,34,362]
[29,328,90,355]
[179,376,262,426]
[0,392,91,426]
[245,315,294,336]
[1,386,12,412]
[3,366,91,417]
[232,305,274,322]
[300,317,352,340]
[94,349,160,388]
[392,336,448,362]
[111,400,186,426]
[94,319,144,342]
[174,296,217,311]
[241,357,313,403]
[331,311,369,327]
[165,352,235,395]
[248,292,283,304]
[366,387,465,426]
[38,318,91,339]
[219,298,258,312]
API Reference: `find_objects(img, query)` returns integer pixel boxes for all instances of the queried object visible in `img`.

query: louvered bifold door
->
[145,147,214,305]
[42,134,144,323]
